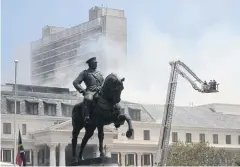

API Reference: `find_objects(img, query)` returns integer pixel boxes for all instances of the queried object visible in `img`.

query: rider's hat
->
[86,57,97,64]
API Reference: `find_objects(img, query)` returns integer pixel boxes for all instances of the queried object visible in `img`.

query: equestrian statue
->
[71,56,134,162]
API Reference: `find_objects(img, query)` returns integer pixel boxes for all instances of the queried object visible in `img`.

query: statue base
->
[68,157,118,166]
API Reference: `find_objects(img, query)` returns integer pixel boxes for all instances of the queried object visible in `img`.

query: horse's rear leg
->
[78,125,96,160]
[72,125,83,162]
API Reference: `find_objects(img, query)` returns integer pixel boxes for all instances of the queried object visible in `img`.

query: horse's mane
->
[103,73,121,86]
[101,73,122,93]
[105,73,119,81]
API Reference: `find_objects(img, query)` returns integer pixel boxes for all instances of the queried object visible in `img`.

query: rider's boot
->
[82,101,91,126]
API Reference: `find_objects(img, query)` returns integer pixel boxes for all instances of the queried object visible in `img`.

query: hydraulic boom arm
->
[155,60,219,166]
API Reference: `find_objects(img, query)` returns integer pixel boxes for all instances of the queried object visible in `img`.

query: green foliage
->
[167,141,240,166]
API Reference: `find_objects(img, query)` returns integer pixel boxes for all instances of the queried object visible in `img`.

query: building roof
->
[142,104,240,129]
[197,103,240,115]
[1,83,240,130]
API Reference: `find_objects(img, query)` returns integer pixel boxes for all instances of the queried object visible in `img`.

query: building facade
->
[1,84,240,166]
[31,6,127,86]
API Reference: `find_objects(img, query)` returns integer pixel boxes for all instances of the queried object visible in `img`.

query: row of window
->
[3,121,240,146]
[32,18,102,49]
[172,132,240,145]
[1,149,31,164]
[6,100,142,120]
[114,130,150,140]
[31,49,91,76]
[111,153,153,166]
[32,33,101,66]
[32,49,78,69]
[115,129,240,145]
[128,130,150,140]
[32,59,84,82]
[1,148,151,166]
[31,27,102,57]
[32,64,80,85]
[33,41,80,62]
[2,123,27,135]
[6,100,73,117]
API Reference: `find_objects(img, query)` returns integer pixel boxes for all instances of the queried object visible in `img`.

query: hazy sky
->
[1,0,240,105]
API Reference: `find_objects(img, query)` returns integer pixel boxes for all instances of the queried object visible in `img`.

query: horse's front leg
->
[78,125,96,160]
[97,125,105,157]
[116,114,134,138]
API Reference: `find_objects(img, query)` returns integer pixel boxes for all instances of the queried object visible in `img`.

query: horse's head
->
[101,73,125,104]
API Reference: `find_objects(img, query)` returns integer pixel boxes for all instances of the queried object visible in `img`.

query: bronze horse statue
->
[71,73,133,162]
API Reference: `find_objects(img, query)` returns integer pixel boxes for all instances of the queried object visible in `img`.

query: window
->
[61,104,73,117]
[144,130,150,140]
[128,130,134,140]
[7,100,20,114]
[186,133,192,143]
[143,154,151,166]
[44,102,56,116]
[26,101,38,115]
[111,153,118,164]
[213,134,218,144]
[128,108,141,121]
[22,124,27,135]
[199,133,205,142]
[25,150,32,164]
[2,149,12,163]
[172,132,178,142]
[127,154,135,166]
[3,123,11,134]
[226,135,231,144]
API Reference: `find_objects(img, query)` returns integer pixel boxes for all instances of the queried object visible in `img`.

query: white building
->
[30,6,127,86]
[1,83,240,166]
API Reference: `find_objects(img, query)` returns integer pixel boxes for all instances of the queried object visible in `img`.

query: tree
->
[166,141,240,166]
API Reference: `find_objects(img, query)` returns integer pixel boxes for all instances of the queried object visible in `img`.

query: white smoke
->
[67,20,240,106]
[4,19,240,106]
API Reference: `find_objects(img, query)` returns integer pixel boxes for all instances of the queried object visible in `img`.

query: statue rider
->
[73,57,104,125]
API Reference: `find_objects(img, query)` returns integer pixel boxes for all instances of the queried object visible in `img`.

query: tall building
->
[1,83,240,166]
[31,6,127,86]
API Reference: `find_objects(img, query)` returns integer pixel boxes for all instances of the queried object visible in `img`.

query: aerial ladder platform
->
[155,60,219,166]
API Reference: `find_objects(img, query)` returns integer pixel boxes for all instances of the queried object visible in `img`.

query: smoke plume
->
[5,19,240,106]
